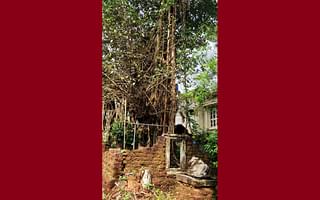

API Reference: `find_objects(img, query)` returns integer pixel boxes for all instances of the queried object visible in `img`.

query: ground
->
[103,175,216,200]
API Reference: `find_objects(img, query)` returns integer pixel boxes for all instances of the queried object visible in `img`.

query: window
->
[209,107,217,129]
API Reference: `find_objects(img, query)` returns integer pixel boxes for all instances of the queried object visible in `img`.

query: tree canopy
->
[102,0,217,139]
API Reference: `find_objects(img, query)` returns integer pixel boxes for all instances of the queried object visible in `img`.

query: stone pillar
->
[180,139,186,170]
[165,137,171,169]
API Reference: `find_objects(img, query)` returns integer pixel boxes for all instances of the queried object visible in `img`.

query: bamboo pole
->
[123,99,127,149]
[133,121,137,150]
[147,125,151,147]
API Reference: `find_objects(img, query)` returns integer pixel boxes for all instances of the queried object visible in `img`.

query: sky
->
[177,40,217,93]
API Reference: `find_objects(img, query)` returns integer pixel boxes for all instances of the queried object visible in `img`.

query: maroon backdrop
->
[219,0,320,199]
[0,0,101,199]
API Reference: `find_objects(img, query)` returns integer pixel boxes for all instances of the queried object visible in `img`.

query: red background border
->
[0,0,101,199]
[219,0,320,199]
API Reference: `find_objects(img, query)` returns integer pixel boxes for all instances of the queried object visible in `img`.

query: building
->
[175,97,217,133]
[195,98,218,131]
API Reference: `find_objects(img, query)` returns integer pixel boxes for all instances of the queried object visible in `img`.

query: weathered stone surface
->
[102,149,123,192]
[122,136,167,187]
[141,169,152,188]
[187,156,209,178]
[186,139,210,170]
[176,173,215,187]
[103,136,215,199]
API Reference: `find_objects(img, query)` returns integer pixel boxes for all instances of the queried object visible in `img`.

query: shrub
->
[110,120,134,149]
[193,129,218,168]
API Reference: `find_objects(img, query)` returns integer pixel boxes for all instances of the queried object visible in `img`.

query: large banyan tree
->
[102,0,217,144]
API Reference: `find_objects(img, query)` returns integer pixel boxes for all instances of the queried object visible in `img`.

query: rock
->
[187,156,209,178]
[176,173,215,187]
[141,169,152,188]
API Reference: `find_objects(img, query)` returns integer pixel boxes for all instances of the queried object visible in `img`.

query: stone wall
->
[102,148,123,192]
[122,136,168,186]
[102,136,215,199]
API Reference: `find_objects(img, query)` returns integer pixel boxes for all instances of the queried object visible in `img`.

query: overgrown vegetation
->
[103,0,217,143]
[103,0,218,198]
[153,188,173,200]
[179,50,218,168]
[109,121,134,149]
[193,129,218,168]
[105,176,173,200]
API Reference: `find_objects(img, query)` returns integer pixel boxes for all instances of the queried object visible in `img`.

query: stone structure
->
[102,136,216,199]
[102,148,123,192]
[164,133,216,199]
[165,134,187,171]
[165,134,212,176]
[141,169,152,188]
[123,136,168,186]
[176,173,215,187]
[187,156,210,178]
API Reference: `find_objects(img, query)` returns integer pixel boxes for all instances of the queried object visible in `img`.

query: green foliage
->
[110,121,123,147]
[188,115,202,136]
[122,191,133,200]
[110,121,134,149]
[144,183,154,190]
[176,0,217,50]
[190,56,217,105]
[103,0,218,100]
[193,129,218,168]
[184,113,218,168]
[154,188,173,200]
[102,188,107,200]
[119,175,128,181]
[203,130,218,168]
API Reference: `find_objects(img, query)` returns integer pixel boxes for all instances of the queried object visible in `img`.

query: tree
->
[177,28,218,167]
[102,0,217,145]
